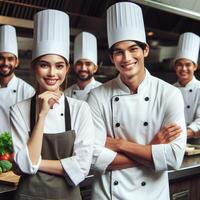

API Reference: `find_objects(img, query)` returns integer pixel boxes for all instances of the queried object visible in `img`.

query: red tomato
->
[0,153,10,160]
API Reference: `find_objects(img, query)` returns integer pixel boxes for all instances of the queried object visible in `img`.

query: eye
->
[8,57,16,62]
[113,50,123,56]
[39,63,49,68]
[85,62,92,67]
[56,64,65,69]
[129,46,139,53]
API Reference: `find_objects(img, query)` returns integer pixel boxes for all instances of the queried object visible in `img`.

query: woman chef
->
[87,2,186,200]
[10,9,94,200]
[173,32,200,141]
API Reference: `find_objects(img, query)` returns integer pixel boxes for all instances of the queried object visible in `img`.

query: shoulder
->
[64,84,76,96]
[66,96,90,110]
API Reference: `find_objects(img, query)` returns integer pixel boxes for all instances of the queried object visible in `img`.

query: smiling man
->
[87,2,186,200]
[64,32,101,101]
[174,32,200,141]
[0,25,35,134]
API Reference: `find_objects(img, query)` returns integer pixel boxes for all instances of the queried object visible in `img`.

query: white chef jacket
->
[10,95,94,186]
[0,75,35,134]
[64,78,102,101]
[87,70,186,200]
[174,76,200,132]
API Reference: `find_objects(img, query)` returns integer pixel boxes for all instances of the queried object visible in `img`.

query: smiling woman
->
[10,9,94,200]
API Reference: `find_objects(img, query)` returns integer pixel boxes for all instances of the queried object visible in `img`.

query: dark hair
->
[108,40,147,56]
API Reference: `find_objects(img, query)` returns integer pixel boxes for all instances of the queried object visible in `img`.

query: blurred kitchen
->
[0,0,200,200]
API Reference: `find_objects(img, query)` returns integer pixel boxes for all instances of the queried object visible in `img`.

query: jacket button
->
[114,180,118,185]
[115,97,119,101]
[144,97,149,101]
[187,105,190,109]
[13,90,16,93]
[73,91,76,95]
[60,113,64,116]
[116,123,120,127]
[189,89,192,92]
[141,181,146,186]
[143,122,148,126]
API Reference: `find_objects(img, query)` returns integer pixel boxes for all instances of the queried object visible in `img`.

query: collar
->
[0,75,17,88]
[175,76,198,88]
[75,77,96,91]
[115,69,150,95]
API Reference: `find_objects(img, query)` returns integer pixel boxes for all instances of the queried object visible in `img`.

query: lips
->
[44,78,58,85]
[122,61,137,70]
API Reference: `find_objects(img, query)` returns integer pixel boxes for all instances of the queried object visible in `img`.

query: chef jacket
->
[87,69,186,200]
[10,94,94,186]
[0,75,35,134]
[65,78,101,101]
[174,76,200,133]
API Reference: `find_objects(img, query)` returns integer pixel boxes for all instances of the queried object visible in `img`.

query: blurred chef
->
[87,2,186,200]
[65,32,101,101]
[174,32,200,141]
[0,25,35,135]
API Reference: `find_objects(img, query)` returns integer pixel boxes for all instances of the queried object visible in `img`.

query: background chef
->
[65,32,101,101]
[0,25,35,135]
[173,32,200,141]
[87,2,186,200]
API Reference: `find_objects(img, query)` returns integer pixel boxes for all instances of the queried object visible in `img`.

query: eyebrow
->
[113,44,139,51]
[38,60,65,64]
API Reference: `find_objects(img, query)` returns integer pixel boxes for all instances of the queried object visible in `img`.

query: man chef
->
[65,32,101,101]
[0,25,35,135]
[87,2,187,200]
[173,32,200,141]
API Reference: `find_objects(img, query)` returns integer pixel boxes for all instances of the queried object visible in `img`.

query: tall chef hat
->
[0,25,18,58]
[32,9,70,62]
[175,32,200,64]
[74,32,97,65]
[107,2,146,48]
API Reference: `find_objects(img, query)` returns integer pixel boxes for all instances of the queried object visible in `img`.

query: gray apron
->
[15,95,81,200]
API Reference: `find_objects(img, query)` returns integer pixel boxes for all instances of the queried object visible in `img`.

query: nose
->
[123,50,132,62]
[80,63,87,71]
[1,58,9,65]
[182,65,187,71]
[48,66,56,76]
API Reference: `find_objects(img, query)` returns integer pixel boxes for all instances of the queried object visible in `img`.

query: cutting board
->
[0,171,20,186]
[185,147,200,156]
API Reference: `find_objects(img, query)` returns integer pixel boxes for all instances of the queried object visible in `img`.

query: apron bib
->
[15,95,81,200]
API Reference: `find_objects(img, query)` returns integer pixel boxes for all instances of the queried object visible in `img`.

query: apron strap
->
[30,95,71,132]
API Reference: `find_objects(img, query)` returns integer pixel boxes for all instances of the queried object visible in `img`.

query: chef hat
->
[107,2,146,48]
[32,9,70,62]
[175,32,200,64]
[0,25,18,58]
[74,32,97,65]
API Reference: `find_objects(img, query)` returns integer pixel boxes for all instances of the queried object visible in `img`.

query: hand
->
[106,137,122,152]
[38,91,62,116]
[150,123,182,144]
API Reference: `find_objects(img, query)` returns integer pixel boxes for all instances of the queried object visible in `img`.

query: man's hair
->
[108,40,147,56]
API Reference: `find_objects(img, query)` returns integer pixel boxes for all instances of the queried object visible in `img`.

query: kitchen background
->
[0,0,200,87]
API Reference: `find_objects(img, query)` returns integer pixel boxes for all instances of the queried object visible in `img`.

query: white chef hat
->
[32,9,70,62]
[175,32,200,64]
[107,2,146,48]
[74,32,97,65]
[0,25,18,58]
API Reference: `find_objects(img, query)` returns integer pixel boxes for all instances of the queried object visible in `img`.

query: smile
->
[44,79,58,85]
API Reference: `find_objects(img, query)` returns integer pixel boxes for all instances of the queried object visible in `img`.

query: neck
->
[178,78,192,87]
[77,78,93,90]
[120,71,145,94]
[0,74,14,87]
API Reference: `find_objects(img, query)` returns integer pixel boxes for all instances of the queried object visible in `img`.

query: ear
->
[93,64,98,73]
[109,54,114,64]
[66,63,70,74]
[193,63,198,71]
[144,44,150,58]
[14,58,19,68]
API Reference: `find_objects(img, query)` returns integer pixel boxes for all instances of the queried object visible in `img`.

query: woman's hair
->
[31,54,69,68]
[108,40,147,56]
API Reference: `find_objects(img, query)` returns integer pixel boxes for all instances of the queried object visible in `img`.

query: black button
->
[187,105,190,109]
[116,123,120,127]
[73,91,76,95]
[13,90,16,93]
[143,122,148,126]
[60,113,64,116]
[189,89,192,92]
[115,97,119,101]
[141,181,146,186]
[144,97,149,101]
[114,180,118,185]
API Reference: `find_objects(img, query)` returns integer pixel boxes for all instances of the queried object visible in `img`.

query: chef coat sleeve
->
[10,104,41,174]
[60,101,95,186]
[187,100,200,132]
[87,91,117,173]
[152,89,187,171]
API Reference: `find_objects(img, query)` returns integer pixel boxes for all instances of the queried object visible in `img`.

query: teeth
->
[45,79,57,85]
